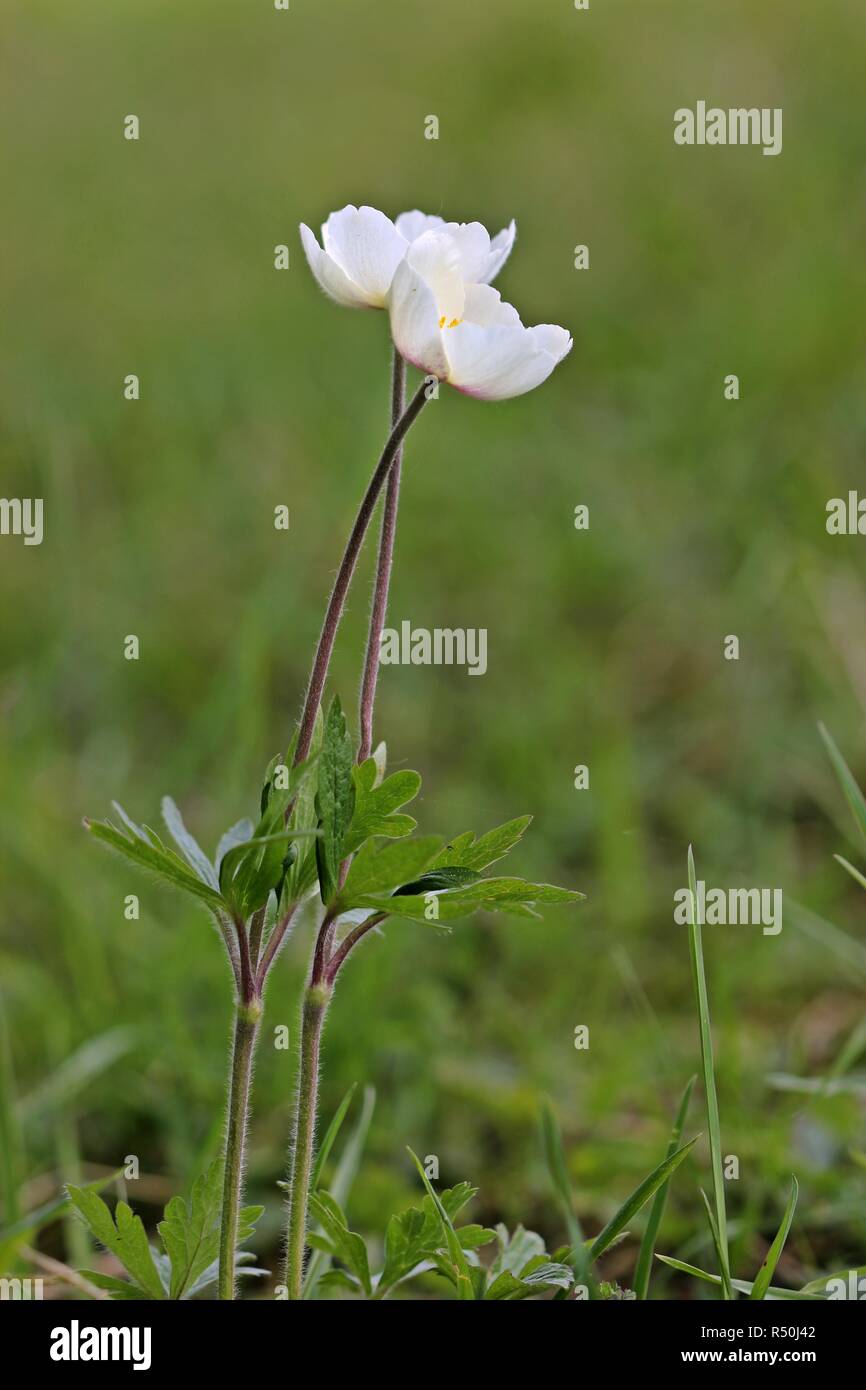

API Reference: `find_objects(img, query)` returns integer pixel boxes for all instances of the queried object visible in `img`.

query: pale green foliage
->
[68,1160,263,1300]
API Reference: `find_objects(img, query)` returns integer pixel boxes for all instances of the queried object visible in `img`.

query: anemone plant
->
[85,201,579,1302]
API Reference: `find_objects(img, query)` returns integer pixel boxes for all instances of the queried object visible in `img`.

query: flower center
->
[438,315,462,329]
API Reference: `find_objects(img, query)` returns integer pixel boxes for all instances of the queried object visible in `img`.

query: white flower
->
[394,211,516,286]
[299,205,516,310]
[388,231,572,401]
[299,205,407,310]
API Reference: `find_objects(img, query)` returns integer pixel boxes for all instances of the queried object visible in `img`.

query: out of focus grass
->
[1,0,865,1294]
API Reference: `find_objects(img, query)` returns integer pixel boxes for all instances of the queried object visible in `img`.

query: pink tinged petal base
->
[444,320,572,401]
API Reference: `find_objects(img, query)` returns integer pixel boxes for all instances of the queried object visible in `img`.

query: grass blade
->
[0,1169,122,1247]
[589,1135,699,1265]
[818,722,866,844]
[700,1186,731,1297]
[302,1085,374,1299]
[834,854,866,892]
[407,1147,474,1300]
[656,1254,823,1301]
[687,845,732,1299]
[0,994,23,1229]
[540,1098,587,1283]
[311,1082,358,1193]
[750,1177,799,1300]
[633,1075,696,1299]
[800,1263,866,1296]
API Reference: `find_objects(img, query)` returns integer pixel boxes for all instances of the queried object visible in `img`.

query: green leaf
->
[316,1267,362,1296]
[338,836,442,906]
[371,740,388,785]
[456,1223,496,1250]
[633,1075,696,1299]
[687,845,732,1299]
[307,1192,371,1296]
[218,829,316,917]
[485,1225,574,1299]
[181,1249,266,1301]
[432,817,532,872]
[819,722,866,844]
[258,746,320,824]
[750,1177,799,1300]
[157,1158,224,1300]
[85,816,225,912]
[215,819,255,872]
[220,754,320,915]
[359,876,582,924]
[79,1269,152,1300]
[488,1222,545,1280]
[485,1255,574,1301]
[160,797,219,889]
[341,760,421,856]
[393,866,481,896]
[315,698,356,904]
[72,1165,262,1302]
[588,1136,699,1265]
[376,1182,483,1297]
[67,1186,165,1300]
[407,1149,475,1300]
[283,711,325,906]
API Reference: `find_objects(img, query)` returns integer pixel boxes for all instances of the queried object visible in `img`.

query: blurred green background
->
[1,0,865,1296]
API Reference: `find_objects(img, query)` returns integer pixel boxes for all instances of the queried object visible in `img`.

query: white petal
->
[443,318,572,401]
[405,231,465,323]
[481,220,517,283]
[395,209,447,241]
[299,223,372,309]
[527,323,573,359]
[388,257,450,379]
[320,205,408,307]
[438,222,492,283]
[463,283,522,328]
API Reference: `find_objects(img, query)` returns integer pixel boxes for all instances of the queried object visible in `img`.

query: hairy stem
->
[283,981,332,1299]
[247,906,267,971]
[358,349,406,763]
[293,377,429,768]
[218,1001,261,1301]
[326,912,387,984]
[256,901,299,992]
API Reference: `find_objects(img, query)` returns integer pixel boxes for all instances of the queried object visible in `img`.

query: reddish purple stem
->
[292,375,428,769]
[358,350,406,763]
